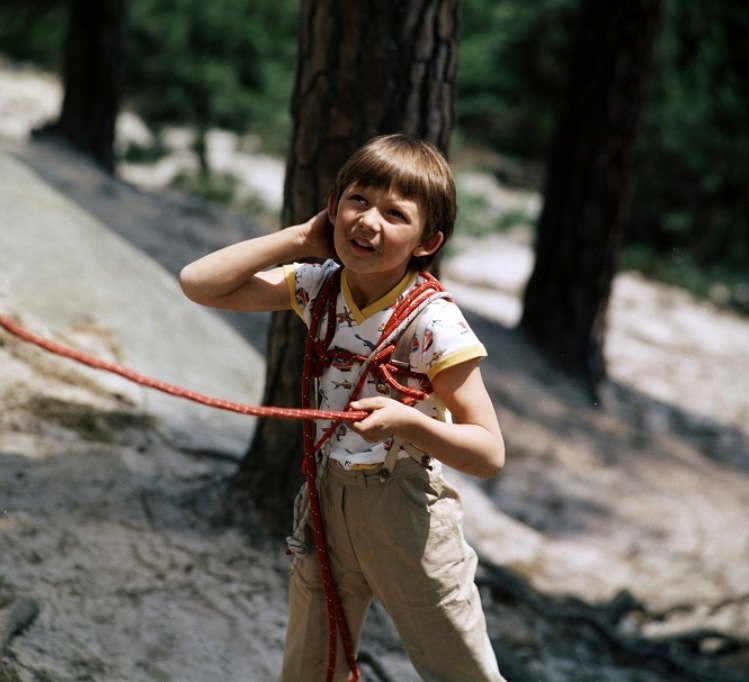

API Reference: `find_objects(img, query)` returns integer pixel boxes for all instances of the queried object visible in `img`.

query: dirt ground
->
[1,61,749,682]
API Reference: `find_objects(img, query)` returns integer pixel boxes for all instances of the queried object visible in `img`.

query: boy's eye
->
[389,208,408,221]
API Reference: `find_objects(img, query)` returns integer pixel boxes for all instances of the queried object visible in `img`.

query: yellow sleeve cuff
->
[283,264,304,320]
[426,345,487,381]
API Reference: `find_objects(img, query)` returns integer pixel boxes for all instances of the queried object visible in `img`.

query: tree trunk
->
[230,0,460,531]
[519,0,664,401]
[51,0,125,172]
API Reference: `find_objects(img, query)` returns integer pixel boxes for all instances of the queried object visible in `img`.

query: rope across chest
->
[305,268,449,413]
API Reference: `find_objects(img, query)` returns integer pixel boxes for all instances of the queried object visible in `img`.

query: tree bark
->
[230,0,460,530]
[49,0,125,172]
[520,0,664,401]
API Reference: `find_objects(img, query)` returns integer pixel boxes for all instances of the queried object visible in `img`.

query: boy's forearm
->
[179,225,307,300]
[402,413,505,479]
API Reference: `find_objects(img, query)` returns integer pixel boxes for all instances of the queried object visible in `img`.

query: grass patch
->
[455,189,537,241]
[170,171,239,206]
[119,140,170,165]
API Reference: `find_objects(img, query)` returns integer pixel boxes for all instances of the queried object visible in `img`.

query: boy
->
[180,134,506,681]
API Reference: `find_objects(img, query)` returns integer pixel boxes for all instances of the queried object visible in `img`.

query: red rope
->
[300,270,445,682]
[301,270,359,681]
[0,313,368,423]
[0,269,446,682]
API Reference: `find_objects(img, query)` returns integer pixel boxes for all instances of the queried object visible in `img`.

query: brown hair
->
[330,134,456,272]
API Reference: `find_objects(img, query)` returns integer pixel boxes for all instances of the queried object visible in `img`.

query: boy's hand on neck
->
[180,210,337,312]
[299,209,338,262]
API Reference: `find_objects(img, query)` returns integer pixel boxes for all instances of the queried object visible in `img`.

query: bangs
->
[342,147,430,201]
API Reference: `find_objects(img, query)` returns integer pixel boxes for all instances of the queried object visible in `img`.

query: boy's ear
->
[326,192,338,225]
[412,230,444,258]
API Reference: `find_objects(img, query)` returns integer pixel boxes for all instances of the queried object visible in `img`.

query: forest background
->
[1,0,747,308]
[1,1,749,680]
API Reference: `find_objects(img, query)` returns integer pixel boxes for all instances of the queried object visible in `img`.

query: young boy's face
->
[328,183,443,286]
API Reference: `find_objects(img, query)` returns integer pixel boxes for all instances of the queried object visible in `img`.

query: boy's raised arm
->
[179,210,334,312]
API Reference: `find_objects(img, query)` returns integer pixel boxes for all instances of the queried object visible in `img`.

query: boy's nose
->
[359,206,382,231]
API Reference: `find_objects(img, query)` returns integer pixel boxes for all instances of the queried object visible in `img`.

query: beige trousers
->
[279,458,505,681]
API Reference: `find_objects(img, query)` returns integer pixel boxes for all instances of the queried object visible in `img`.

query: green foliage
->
[1,0,746,280]
[121,140,169,164]
[457,0,577,158]
[629,0,749,270]
[0,3,67,69]
[0,0,298,153]
[169,167,279,228]
[621,243,749,312]
[171,170,239,204]
[458,0,748,279]
[454,187,495,240]
[455,187,536,241]
[125,0,298,152]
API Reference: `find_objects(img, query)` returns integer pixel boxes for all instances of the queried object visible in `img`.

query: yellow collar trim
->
[342,270,418,324]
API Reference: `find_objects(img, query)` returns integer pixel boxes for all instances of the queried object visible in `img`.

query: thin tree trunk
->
[230,0,460,531]
[49,0,125,172]
[520,0,664,401]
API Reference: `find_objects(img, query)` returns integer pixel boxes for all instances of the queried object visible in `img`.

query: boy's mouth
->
[351,238,375,252]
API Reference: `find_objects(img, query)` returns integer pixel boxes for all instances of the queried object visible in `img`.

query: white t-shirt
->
[285,259,487,469]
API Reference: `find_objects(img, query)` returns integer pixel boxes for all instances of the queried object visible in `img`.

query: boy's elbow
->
[179,265,203,303]
[179,265,192,293]
[491,449,506,478]
[479,439,505,479]
[478,456,504,479]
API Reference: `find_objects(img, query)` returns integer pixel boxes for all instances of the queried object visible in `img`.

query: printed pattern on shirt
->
[284,260,487,468]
